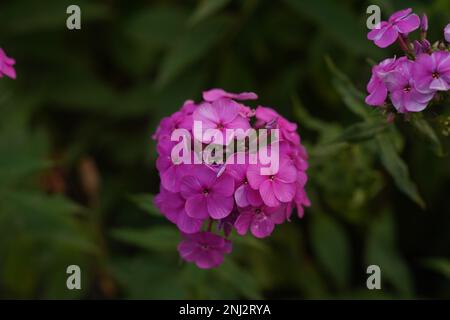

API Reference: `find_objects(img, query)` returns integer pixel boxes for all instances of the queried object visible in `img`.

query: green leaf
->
[284,0,373,55]
[410,115,444,156]
[310,213,351,289]
[292,94,333,132]
[113,256,187,299]
[376,133,425,208]
[189,0,232,26]
[0,109,50,187]
[331,120,388,144]
[129,194,163,218]
[325,57,372,120]
[111,226,179,252]
[125,6,189,48]
[156,16,231,88]
[366,211,413,297]
[230,234,270,252]
[215,259,262,299]
[423,258,450,281]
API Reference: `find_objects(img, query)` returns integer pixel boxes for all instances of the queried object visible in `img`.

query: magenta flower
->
[293,172,310,219]
[226,159,263,208]
[178,232,232,269]
[414,51,450,93]
[153,100,196,140]
[366,57,405,106]
[0,48,16,79]
[368,8,420,48]
[153,89,309,268]
[180,166,235,219]
[247,156,297,207]
[234,205,286,238]
[255,106,300,145]
[384,59,434,112]
[445,24,450,43]
[155,187,203,234]
[193,98,251,144]
[156,135,192,193]
[203,88,258,102]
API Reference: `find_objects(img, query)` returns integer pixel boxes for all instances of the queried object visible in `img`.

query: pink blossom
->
[255,106,300,145]
[247,156,297,207]
[226,159,263,208]
[234,205,286,238]
[368,8,420,48]
[155,187,203,234]
[178,232,232,269]
[366,57,405,106]
[180,166,235,219]
[413,51,450,93]
[0,48,16,79]
[384,59,434,112]
[193,99,251,144]
[203,88,258,102]
[156,135,192,193]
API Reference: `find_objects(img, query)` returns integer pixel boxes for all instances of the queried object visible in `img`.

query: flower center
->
[217,123,224,130]
[269,175,275,181]
[203,189,210,195]
[403,86,411,93]
[432,71,440,79]
[255,208,262,214]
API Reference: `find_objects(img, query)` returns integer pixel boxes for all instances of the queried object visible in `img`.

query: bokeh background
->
[0,0,449,299]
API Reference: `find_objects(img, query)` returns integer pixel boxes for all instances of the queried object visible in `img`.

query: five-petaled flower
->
[368,8,420,48]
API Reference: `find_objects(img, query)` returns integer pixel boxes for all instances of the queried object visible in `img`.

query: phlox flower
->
[180,166,235,220]
[203,88,258,102]
[153,88,309,269]
[247,156,297,207]
[155,187,203,234]
[413,51,450,93]
[384,59,434,112]
[234,205,286,238]
[0,48,16,79]
[178,232,232,269]
[366,57,406,106]
[193,98,251,145]
[368,8,420,48]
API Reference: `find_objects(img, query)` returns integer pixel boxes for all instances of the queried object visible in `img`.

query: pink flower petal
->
[259,180,280,207]
[207,193,233,219]
[273,181,296,203]
[234,211,253,235]
[177,211,203,234]
[395,14,420,34]
[375,25,398,48]
[185,194,209,219]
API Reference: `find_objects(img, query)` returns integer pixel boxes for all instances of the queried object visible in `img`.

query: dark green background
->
[0,0,449,299]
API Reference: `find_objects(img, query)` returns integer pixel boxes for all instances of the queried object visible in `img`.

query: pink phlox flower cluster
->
[366,9,449,113]
[153,89,310,268]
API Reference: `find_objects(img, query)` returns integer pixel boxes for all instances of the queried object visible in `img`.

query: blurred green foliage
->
[0,0,449,299]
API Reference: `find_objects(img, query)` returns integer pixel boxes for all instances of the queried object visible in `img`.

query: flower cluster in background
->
[366,9,449,114]
[153,89,310,269]
[0,48,16,79]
